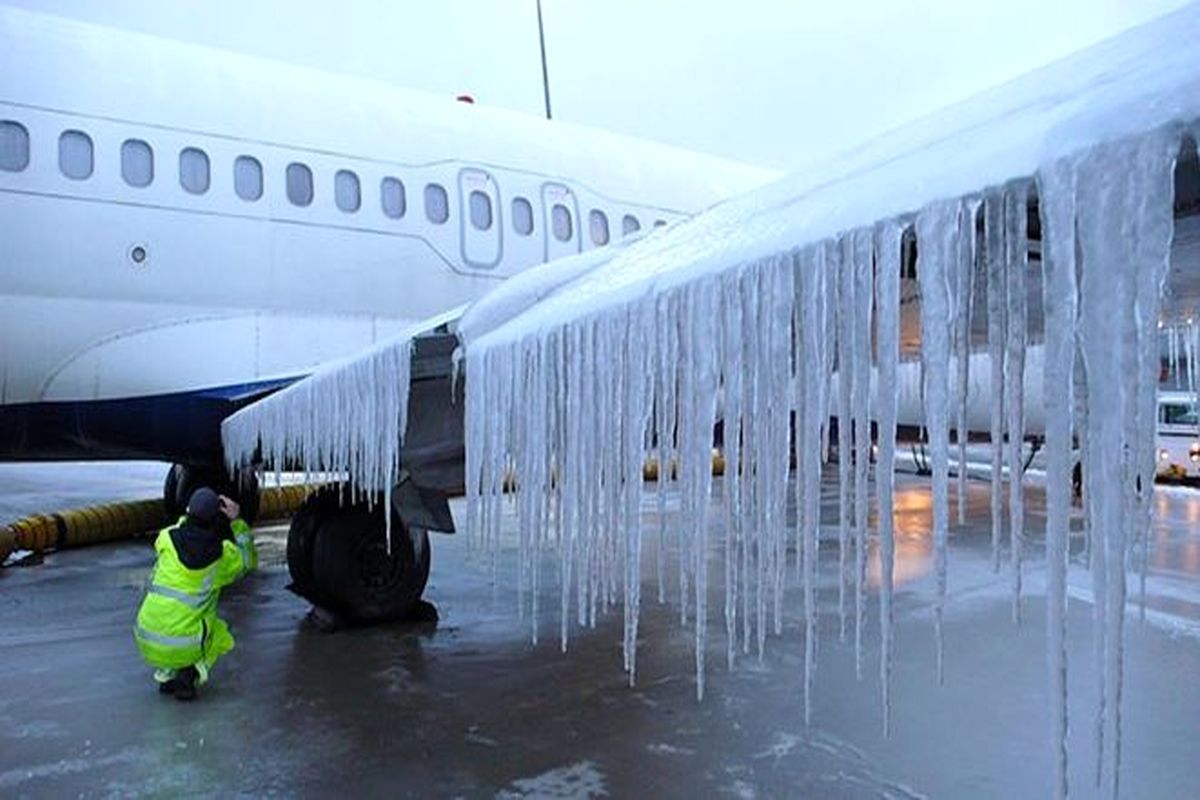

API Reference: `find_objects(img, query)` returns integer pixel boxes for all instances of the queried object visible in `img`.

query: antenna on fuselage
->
[536,0,553,120]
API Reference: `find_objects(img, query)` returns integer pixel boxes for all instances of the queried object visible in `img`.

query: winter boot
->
[155,668,178,695]
[173,666,199,702]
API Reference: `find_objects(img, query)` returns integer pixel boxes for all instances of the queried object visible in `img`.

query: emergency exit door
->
[541,182,581,262]
[459,168,501,268]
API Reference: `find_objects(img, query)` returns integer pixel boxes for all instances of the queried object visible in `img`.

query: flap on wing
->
[220,304,469,493]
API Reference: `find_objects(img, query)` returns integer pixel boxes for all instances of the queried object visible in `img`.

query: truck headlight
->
[1160,449,1170,461]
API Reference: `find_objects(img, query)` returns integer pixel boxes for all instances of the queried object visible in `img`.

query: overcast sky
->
[2,0,1192,169]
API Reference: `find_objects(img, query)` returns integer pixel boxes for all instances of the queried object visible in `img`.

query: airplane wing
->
[225,0,1200,508]
[221,236,644,508]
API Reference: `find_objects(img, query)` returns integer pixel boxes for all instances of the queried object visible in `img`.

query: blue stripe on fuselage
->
[0,376,300,465]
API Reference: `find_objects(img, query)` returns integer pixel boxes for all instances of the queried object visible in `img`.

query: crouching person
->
[134,487,257,701]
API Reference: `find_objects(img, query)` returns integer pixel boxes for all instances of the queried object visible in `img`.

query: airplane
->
[0,5,777,616]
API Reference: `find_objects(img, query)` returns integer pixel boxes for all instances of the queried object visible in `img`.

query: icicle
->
[600,321,621,621]
[529,339,551,644]
[663,293,688,629]
[851,228,874,679]
[677,279,719,700]
[751,269,770,655]
[1133,147,1177,626]
[740,270,758,655]
[983,190,1007,572]
[835,236,854,643]
[874,221,902,735]
[766,257,795,641]
[561,325,584,652]
[916,199,958,687]
[1005,184,1030,624]
[222,332,414,543]
[587,322,602,627]
[954,200,979,526]
[655,292,677,606]
[792,258,806,592]
[1075,129,1177,800]
[1039,156,1078,800]
[623,305,653,686]
[721,268,744,671]
[1075,354,1091,564]
[753,265,771,661]
[796,246,819,725]
[821,250,838,466]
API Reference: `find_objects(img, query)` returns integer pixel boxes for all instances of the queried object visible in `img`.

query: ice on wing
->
[223,8,1200,798]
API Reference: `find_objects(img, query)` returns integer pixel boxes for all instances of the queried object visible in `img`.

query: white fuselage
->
[0,8,775,460]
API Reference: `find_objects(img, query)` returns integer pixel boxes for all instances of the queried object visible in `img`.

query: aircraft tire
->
[286,488,341,604]
[164,464,261,524]
[163,464,190,516]
[297,493,431,624]
[230,468,261,524]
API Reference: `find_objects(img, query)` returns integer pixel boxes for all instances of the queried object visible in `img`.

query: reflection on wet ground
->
[867,484,935,588]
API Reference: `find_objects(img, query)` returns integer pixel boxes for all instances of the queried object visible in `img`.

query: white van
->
[1157,391,1200,480]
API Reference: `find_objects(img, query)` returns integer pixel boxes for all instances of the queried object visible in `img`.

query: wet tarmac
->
[2,466,1199,798]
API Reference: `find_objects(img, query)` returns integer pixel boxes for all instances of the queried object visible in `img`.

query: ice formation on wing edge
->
[222,333,415,516]
[463,123,1189,800]
[214,33,1200,796]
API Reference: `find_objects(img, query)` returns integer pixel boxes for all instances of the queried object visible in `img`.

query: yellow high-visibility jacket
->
[134,517,256,671]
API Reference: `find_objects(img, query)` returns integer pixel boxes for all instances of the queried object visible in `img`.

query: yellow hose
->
[1,484,319,561]
[643,449,725,481]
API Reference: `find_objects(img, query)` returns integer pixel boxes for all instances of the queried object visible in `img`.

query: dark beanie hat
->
[187,487,220,523]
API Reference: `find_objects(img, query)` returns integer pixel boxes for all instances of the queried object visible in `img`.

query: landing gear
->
[163,463,260,523]
[285,488,431,624]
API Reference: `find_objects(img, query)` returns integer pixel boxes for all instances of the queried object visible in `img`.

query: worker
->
[133,486,257,701]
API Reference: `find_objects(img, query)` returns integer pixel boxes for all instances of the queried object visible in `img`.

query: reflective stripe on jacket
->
[134,517,256,669]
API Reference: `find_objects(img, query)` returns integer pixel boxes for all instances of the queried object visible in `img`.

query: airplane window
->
[286,162,313,207]
[512,197,533,235]
[622,214,641,236]
[121,139,154,187]
[381,177,406,219]
[469,190,493,231]
[551,204,573,242]
[425,183,449,224]
[589,209,610,246]
[58,130,93,180]
[234,156,263,201]
[0,120,29,172]
[654,219,667,228]
[335,169,361,213]
[179,147,210,195]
